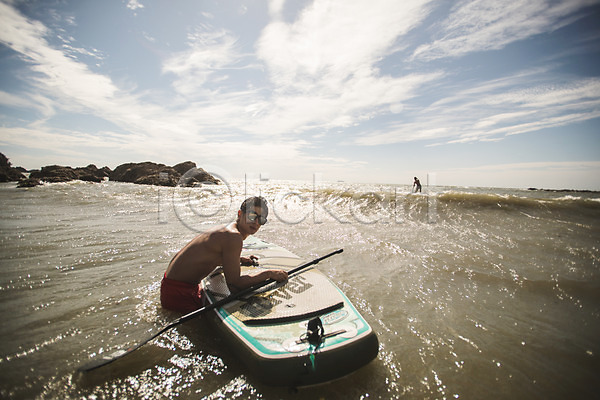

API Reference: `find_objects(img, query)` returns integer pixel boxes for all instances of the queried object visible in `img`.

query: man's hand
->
[240,255,259,266]
[269,269,288,282]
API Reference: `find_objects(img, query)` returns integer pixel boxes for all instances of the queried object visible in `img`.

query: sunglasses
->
[247,211,268,225]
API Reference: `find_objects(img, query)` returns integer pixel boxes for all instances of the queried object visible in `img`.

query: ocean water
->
[0,179,599,399]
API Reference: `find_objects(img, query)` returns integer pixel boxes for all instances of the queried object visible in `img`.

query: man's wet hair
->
[240,196,269,215]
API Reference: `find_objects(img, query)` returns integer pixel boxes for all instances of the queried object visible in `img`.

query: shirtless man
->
[413,177,422,193]
[161,196,288,312]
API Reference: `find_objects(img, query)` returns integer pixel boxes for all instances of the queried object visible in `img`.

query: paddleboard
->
[201,236,379,387]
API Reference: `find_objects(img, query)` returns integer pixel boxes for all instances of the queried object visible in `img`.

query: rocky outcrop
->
[0,153,26,182]
[76,165,112,182]
[1,151,220,188]
[18,164,111,187]
[16,178,41,188]
[110,161,219,187]
[177,164,220,187]
[173,161,197,176]
[110,162,180,186]
[29,165,78,182]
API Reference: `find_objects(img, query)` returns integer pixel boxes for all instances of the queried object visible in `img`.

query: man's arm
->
[221,235,287,292]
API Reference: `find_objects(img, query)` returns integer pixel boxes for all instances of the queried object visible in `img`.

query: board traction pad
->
[204,237,345,325]
[205,269,344,324]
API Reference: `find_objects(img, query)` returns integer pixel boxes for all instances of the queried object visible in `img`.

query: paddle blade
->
[78,348,132,372]
[77,326,169,372]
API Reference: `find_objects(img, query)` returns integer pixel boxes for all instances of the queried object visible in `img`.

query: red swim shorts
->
[160,274,205,313]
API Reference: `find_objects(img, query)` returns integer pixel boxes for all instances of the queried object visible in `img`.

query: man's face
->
[242,206,268,234]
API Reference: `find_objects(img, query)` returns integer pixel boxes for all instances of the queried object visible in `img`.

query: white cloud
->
[0,90,55,117]
[354,70,600,146]
[126,0,144,11]
[0,3,119,109]
[412,0,599,61]
[162,28,243,97]
[258,0,432,89]
[0,2,48,52]
[151,0,442,139]
[0,3,208,147]
[247,0,438,135]
[442,77,600,140]
[268,0,286,19]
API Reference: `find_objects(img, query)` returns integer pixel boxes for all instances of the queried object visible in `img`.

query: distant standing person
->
[413,177,422,193]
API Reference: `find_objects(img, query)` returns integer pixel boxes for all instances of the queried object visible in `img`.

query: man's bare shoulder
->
[206,223,243,245]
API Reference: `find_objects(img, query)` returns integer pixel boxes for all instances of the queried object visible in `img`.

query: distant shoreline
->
[527,187,600,194]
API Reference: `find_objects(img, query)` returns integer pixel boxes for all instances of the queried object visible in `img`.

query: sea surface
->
[0,179,599,399]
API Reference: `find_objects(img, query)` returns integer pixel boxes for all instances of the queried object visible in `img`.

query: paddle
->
[78,248,343,372]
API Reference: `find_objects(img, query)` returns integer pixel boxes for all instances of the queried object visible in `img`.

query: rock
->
[174,161,220,186]
[75,164,111,182]
[110,162,178,186]
[21,164,111,186]
[17,178,42,188]
[30,165,78,182]
[0,168,24,182]
[0,152,26,182]
[178,167,220,186]
[0,152,10,168]
[29,164,110,183]
[110,161,220,187]
[173,161,197,175]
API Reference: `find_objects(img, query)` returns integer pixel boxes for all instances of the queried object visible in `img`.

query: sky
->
[1,0,600,190]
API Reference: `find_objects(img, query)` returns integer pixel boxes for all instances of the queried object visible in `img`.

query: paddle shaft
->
[78,248,343,372]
